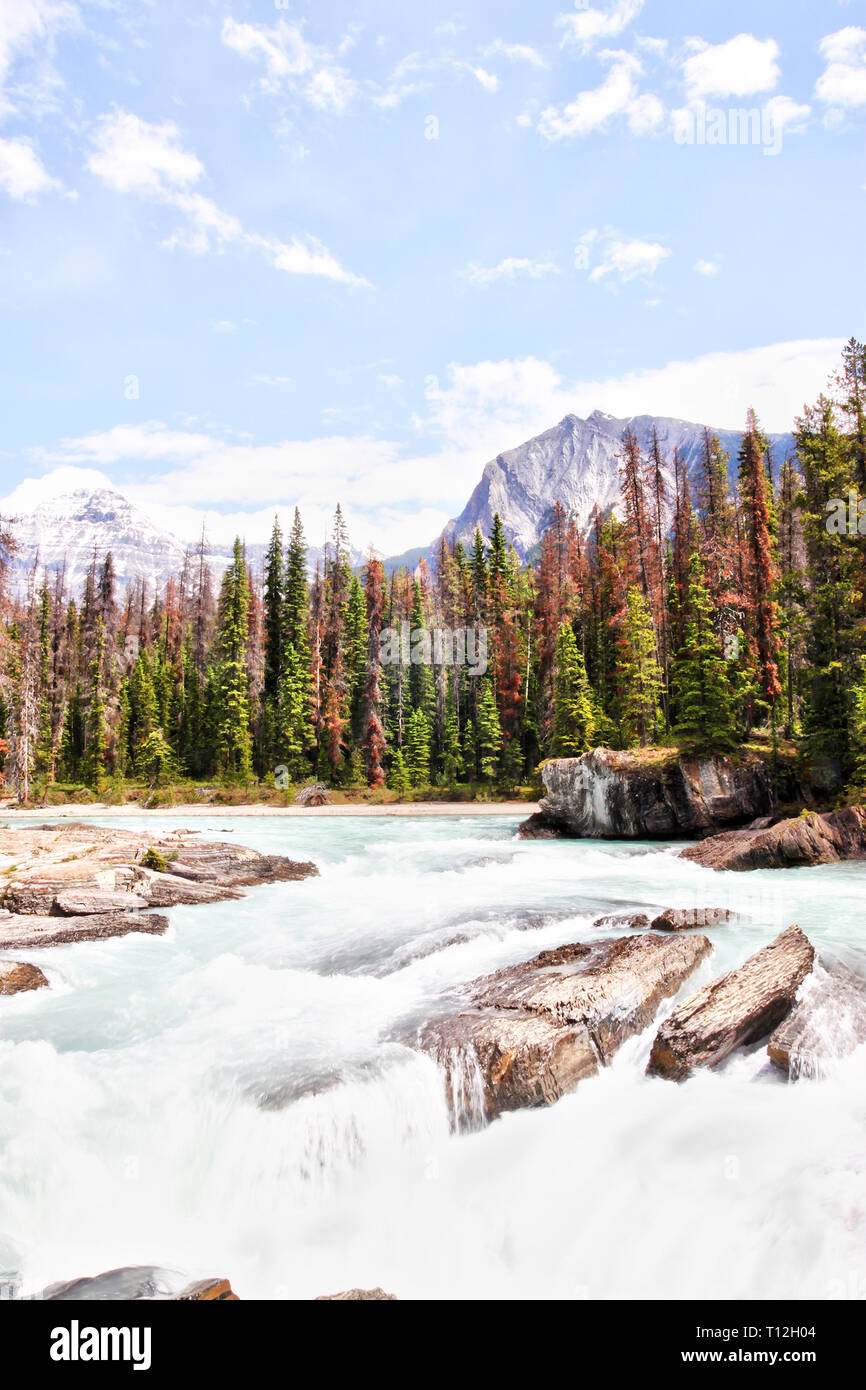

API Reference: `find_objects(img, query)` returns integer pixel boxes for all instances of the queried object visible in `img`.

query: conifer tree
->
[476,678,502,781]
[551,622,596,757]
[215,538,253,779]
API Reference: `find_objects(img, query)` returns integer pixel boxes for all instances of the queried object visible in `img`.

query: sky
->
[0,0,864,558]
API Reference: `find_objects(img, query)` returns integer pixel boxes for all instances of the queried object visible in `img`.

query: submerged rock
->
[0,958,49,994]
[518,748,772,840]
[420,932,711,1122]
[680,807,866,872]
[768,962,866,1077]
[647,925,815,1080]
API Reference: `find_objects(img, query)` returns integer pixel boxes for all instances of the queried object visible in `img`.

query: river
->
[0,812,864,1300]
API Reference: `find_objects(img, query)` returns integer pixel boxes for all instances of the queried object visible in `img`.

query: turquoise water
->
[0,813,864,1300]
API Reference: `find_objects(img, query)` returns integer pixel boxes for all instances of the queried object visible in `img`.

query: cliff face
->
[519,748,773,840]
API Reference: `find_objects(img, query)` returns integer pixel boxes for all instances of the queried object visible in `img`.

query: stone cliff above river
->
[519,748,773,840]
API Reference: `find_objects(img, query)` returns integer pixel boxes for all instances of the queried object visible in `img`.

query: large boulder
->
[647,925,815,1080]
[519,748,772,839]
[767,962,866,1077]
[0,958,49,994]
[680,807,866,872]
[420,932,711,1122]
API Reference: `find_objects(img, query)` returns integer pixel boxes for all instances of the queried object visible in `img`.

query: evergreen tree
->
[551,622,596,756]
[215,538,253,779]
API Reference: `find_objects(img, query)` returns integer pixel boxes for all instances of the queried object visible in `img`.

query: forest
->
[0,338,864,805]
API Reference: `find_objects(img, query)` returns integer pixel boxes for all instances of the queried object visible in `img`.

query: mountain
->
[7,488,355,596]
[387,410,796,567]
[9,489,195,595]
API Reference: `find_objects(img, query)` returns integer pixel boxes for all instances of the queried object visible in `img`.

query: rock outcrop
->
[420,932,711,1122]
[0,823,317,949]
[519,748,772,839]
[37,1266,238,1300]
[767,962,866,1077]
[647,925,815,1080]
[649,907,736,932]
[680,807,866,872]
[0,958,49,994]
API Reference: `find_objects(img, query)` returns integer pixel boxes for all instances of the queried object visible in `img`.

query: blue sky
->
[0,0,864,556]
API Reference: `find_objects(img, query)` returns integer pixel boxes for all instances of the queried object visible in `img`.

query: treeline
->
[0,338,864,801]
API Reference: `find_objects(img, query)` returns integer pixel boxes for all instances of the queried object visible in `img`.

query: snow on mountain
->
[388,410,796,568]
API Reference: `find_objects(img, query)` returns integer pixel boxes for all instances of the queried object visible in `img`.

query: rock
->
[767,962,866,1077]
[174,1277,239,1301]
[649,907,736,932]
[0,958,49,994]
[519,748,772,839]
[39,1266,237,1300]
[315,1288,397,1300]
[0,911,169,950]
[514,813,563,840]
[0,824,318,939]
[592,910,652,930]
[680,807,866,872]
[647,925,815,1080]
[54,889,149,916]
[420,932,711,1122]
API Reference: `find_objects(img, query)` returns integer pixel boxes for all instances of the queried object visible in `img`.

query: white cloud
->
[0,0,79,116]
[221,17,315,90]
[0,133,60,199]
[763,94,811,133]
[378,373,402,388]
[815,27,866,108]
[682,34,781,101]
[558,1,644,54]
[305,66,358,113]
[461,63,499,93]
[695,259,719,277]
[538,52,664,141]
[589,236,671,283]
[465,256,560,287]
[87,110,368,286]
[482,39,547,69]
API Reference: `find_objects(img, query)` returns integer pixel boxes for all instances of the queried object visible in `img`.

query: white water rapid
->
[1,813,864,1301]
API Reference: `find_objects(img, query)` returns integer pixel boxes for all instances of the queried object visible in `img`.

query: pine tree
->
[619,587,663,747]
[476,678,503,781]
[551,622,596,756]
[672,554,738,751]
[82,619,108,789]
[405,706,431,786]
[215,538,253,779]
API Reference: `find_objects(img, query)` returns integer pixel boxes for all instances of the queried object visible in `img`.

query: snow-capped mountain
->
[389,410,796,567]
[9,489,195,595]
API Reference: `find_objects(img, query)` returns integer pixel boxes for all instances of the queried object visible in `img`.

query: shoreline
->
[0,801,539,820]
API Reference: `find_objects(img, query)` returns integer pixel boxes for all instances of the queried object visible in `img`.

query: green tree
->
[551,622,596,756]
[216,538,253,779]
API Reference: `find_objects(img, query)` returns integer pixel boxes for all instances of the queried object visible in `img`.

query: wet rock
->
[519,748,772,839]
[315,1288,397,1300]
[0,823,318,939]
[647,925,815,1080]
[649,907,736,932]
[768,962,866,1077]
[592,910,652,930]
[54,889,149,915]
[680,807,866,872]
[0,958,49,994]
[174,1277,238,1301]
[420,932,711,1122]
[0,911,169,950]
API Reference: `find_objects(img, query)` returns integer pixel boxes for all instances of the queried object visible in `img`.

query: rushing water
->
[1,812,865,1301]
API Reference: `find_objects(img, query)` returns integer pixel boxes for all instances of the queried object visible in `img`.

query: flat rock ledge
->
[0,958,49,994]
[419,932,711,1123]
[0,822,318,950]
[647,925,815,1079]
[768,962,866,1077]
[680,806,866,872]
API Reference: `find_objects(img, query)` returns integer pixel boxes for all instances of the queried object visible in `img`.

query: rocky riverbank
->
[680,806,866,871]
[0,822,318,982]
[519,748,773,839]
